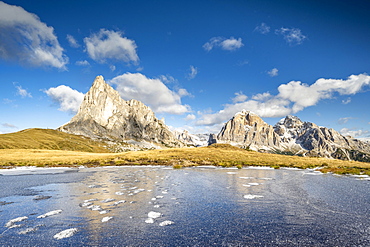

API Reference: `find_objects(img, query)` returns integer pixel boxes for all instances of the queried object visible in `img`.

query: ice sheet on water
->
[101,216,113,222]
[87,205,102,211]
[159,220,174,226]
[84,199,98,202]
[115,191,125,195]
[227,172,237,175]
[248,183,260,186]
[100,210,108,214]
[53,228,78,240]
[111,200,126,206]
[18,227,38,235]
[37,210,62,218]
[239,177,254,179]
[244,194,264,199]
[5,216,28,228]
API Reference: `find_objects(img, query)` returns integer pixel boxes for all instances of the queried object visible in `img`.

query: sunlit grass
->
[1,144,369,175]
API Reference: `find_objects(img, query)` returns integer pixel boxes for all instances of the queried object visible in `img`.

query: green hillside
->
[0,128,110,153]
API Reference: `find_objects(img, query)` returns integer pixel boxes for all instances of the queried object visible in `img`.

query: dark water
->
[0,166,369,246]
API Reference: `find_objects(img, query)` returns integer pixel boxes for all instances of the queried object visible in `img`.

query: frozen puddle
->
[53,228,78,240]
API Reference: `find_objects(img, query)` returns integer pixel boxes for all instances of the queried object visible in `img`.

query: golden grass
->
[0,128,110,153]
[1,144,369,175]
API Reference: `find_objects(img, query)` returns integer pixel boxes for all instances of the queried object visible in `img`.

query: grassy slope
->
[0,143,369,175]
[0,128,110,153]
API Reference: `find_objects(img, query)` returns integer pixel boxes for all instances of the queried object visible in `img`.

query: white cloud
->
[232,92,247,103]
[45,85,84,113]
[110,73,190,115]
[1,123,18,129]
[66,34,79,48]
[196,73,370,126]
[84,29,139,64]
[16,85,32,98]
[75,60,90,66]
[187,65,198,80]
[340,128,369,138]
[338,117,354,125]
[342,97,351,104]
[275,27,306,45]
[184,114,196,121]
[267,68,279,77]
[110,65,116,71]
[203,37,244,51]
[254,23,270,34]
[0,1,68,69]
[158,75,176,84]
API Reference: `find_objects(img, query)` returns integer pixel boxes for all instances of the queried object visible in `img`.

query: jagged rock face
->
[58,76,183,148]
[174,130,209,147]
[216,110,281,150]
[275,115,370,159]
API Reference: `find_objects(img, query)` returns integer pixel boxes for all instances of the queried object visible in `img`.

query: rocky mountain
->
[212,111,370,162]
[58,75,183,150]
[173,130,209,147]
[216,110,281,151]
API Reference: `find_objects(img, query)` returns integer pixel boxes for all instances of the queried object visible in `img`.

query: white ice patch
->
[87,205,102,211]
[84,199,98,202]
[244,194,264,199]
[242,184,251,187]
[101,216,113,222]
[112,200,126,206]
[148,211,162,219]
[99,210,108,214]
[159,220,174,226]
[155,196,164,199]
[5,216,28,228]
[37,210,62,218]
[145,218,154,224]
[248,183,260,186]
[239,177,254,179]
[115,191,125,195]
[18,227,38,235]
[227,172,237,175]
[101,198,115,203]
[53,228,78,240]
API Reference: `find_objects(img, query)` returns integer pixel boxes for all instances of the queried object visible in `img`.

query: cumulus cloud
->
[340,128,369,138]
[110,73,190,115]
[232,92,247,103]
[15,85,32,98]
[203,37,244,51]
[196,73,370,126]
[254,23,270,34]
[84,29,138,64]
[275,27,306,45]
[0,1,68,69]
[66,34,79,48]
[75,60,90,66]
[45,85,84,113]
[267,68,279,77]
[187,65,198,80]
[184,114,196,121]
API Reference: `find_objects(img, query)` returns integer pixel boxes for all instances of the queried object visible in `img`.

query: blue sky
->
[1,0,370,138]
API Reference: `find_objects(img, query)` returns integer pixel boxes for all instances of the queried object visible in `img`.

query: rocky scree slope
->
[58,76,183,150]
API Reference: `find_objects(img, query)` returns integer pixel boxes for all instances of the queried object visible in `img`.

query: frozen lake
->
[0,166,370,246]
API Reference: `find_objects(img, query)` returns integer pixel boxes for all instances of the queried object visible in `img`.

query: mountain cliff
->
[212,111,370,162]
[58,75,183,150]
[216,110,281,151]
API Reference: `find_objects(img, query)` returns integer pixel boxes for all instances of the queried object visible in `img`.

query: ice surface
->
[248,183,260,186]
[145,218,154,224]
[101,198,115,203]
[53,228,78,240]
[5,216,28,228]
[115,192,125,195]
[37,210,62,218]
[18,227,38,235]
[159,220,174,226]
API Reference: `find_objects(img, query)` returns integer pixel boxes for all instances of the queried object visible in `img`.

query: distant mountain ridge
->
[58,75,183,150]
[213,110,370,162]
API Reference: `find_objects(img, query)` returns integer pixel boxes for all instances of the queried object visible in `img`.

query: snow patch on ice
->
[145,218,154,224]
[53,228,78,240]
[37,210,62,218]
[244,194,264,199]
[101,216,113,222]
[148,211,162,218]
[5,216,28,228]
[159,220,174,226]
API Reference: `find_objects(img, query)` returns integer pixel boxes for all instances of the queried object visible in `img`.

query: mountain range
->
[57,75,370,162]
